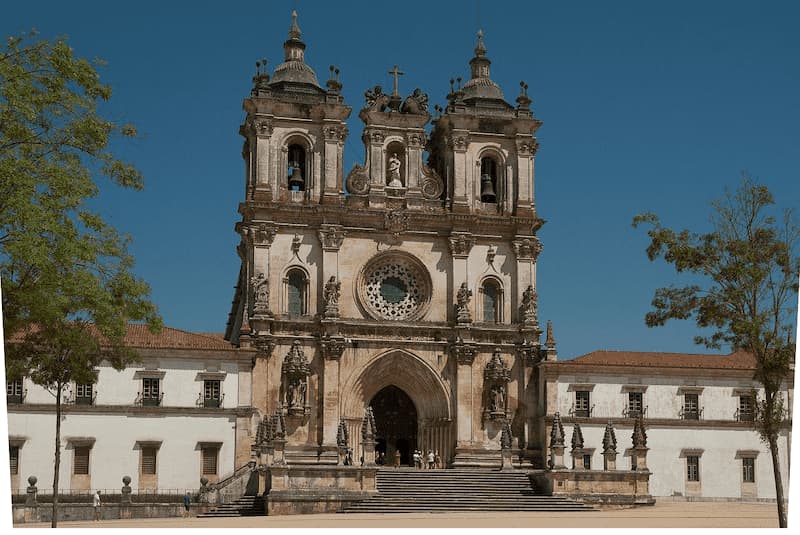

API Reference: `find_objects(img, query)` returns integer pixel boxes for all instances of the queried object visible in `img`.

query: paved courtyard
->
[14,501,783,529]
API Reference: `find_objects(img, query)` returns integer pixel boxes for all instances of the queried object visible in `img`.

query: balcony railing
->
[135,392,164,407]
[196,392,225,408]
[569,403,595,418]
[679,406,704,420]
[735,408,755,422]
[6,389,26,404]
[622,406,648,419]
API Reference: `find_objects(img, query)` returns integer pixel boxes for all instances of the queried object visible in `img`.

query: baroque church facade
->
[225,11,547,470]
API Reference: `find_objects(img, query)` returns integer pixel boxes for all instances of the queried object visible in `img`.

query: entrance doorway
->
[370,385,418,467]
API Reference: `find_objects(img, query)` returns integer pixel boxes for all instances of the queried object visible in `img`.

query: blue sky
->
[3,0,798,360]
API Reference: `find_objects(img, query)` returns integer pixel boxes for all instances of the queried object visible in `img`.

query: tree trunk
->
[51,382,62,528]
[767,433,787,528]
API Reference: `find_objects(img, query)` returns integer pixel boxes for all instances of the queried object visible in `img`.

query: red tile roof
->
[564,350,757,370]
[6,324,237,351]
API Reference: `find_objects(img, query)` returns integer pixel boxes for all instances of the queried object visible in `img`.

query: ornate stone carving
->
[516,340,540,367]
[271,408,286,440]
[484,350,511,421]
[318,225,346,251]
[550,412,566,447]
[323,124,348,142]
[250,273,271,316]
[319,334,346,361]
[400,88,429,115]
[253,335,275,360]
[249,223,278,247]
[406,132,427,148]
[281,341,311,416]
[346,164,370,195]
[322,276,341,318]
[364,85,390,112]
[486,245,497,266]
[291,235,302,257]
[515,138,536,157]
[449,134,468,151]
[571,423,584,452]
[337,418,349,449]
[384,210,408,235]
[545,320,556,351]
[450,337,477,366]
[632,417,648,448]
[420,165,444,200]
[368,130,385,144]
[500,421,513,450]
[251,117,273,137]
[520,285,538,326]
[512,237,543,261]
[448,233,475,258]
[361,406,377,442]
[358,252,432,321]
[455,282,473,323]
[602,422,618,454]
[386,152,403,188]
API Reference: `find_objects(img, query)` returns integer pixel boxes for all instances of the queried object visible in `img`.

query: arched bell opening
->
[480,156,498,203]
[369,385,418,466]
[287,143,307,191]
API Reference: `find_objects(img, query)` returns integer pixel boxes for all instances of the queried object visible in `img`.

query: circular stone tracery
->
[358,252,432,321]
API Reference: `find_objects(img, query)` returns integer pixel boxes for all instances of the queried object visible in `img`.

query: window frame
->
[75,382,94,405]
[142,377,161,406]
[6,378,23,403]
[683,393,700,420]
[204,379,222,408]
[628,391,643,417]
[575,390,591,418]
[480,277,503,324]
[285,268,309,317]
[742,457,755,483]
[141,445,158,475]
[9,444,19,475]
[201,446,219,476]
[73,445,90,475]
[686,455,700,482]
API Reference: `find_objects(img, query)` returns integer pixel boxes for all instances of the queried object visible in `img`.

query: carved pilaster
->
[253,336,275,360]
[251,117,273,138]
[520,285,538,327]
[483,349,511,422]
[449,134,468,152]
[516,340,541,367]
[248,223,278,247]
[281,341,311,417]
[323,124,348,144]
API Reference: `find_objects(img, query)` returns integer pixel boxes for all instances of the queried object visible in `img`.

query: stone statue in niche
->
[456,282,473,323]
[521,285,537,324]
[491,383,506,413]
[387,153,403,188]
[251,272,270,315]
[323,276,341,318]
[287,377,306,409]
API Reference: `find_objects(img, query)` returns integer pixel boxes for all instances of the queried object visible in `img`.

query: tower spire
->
[469,29,491,80]
[289,9,301,40]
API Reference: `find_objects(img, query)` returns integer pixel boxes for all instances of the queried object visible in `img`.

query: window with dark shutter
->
[202,447,218,475]
[141,446,157,475]
[76,383,93,405]
[204,380,221,408]
[10,445,19,475]
[575,391,590,417]
[743,457,755,483]
[74,446,90,475]
[687,455,699,482]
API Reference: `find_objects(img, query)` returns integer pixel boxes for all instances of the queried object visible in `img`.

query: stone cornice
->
[536,360,760,380]
[544,414,793,431]
[6,404,257,418]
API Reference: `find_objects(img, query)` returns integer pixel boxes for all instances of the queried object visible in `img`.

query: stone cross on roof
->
[388,64,404,96]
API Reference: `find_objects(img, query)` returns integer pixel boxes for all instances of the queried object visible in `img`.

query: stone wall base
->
[530,468,654,507]
[264,465,378,515]
[12,503,186,524]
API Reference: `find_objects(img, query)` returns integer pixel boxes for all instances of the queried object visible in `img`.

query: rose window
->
[358,253,432,321]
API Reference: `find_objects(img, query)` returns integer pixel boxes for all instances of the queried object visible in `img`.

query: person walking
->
[413,450,420,469]
[434,450,441,469]
[393,449,401,468]
[92,490,102,521]
[427,449,435,470]
[183,491,191,518]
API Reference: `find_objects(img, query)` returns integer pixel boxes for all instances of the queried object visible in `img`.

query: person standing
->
[427,450,435,470]
[434,450,441,469]
[183,491,191,518]
[393,449,401,468]
[92,490,101,521]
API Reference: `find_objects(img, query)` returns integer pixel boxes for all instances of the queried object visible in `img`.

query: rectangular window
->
[739,395,754,422]
[141,446,157,475]
[142,378,160,406]
[7,379,23,403]
[10,445,19,475]
[742,457,755,483]
[628,392,643,417]
[575,391,590,417]
[74,446,90,475]
[204,380,221,408]
[202,447,219,475]
[76,383,94,405]
[583,454,591,470]
[687,455,700,482]
[683,393,699,420]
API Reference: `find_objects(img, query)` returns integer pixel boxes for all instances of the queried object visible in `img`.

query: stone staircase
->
[340,468,595,513]
[197,495,265,517]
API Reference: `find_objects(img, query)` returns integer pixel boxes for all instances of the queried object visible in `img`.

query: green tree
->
[1,32,161,527]
[632,176,797,528]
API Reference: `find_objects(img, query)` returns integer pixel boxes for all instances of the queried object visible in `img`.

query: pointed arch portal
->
[370,385,417,466]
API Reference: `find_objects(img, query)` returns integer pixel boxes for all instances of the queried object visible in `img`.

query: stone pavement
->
[13,501,782,528]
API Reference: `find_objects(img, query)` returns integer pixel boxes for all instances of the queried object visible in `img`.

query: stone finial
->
[271,408,286,439]
[200,476,209,488]
[545,320,556,350]
[632,416,648,448]
[121,476,132,504]
[550,412,565,447]
[475,29,487,57]
[361,407,377,442]
[26,476,38,506]
[570,423,584,451]
[602,422,617,453]
[288,9,301,39]
[337,418,349,449]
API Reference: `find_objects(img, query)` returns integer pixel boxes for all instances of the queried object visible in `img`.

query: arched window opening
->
[288,144,307,192]
[480,157,498,203]
[482,279,502,323]
[286,269,308,316]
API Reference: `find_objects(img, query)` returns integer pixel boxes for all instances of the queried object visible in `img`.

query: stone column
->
[602,422,618,471]
[514,136,536,217]
[361,408,377,467]
[449,232,475,323]
[319,335,346,463]
[23,476,38,522]
[251,116,273,201]
[322,124,347,202]
[449,131,469,212]
[451,340,477,462]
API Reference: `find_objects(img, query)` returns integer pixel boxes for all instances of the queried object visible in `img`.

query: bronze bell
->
[480,173,496,203]
[288,165,304,191]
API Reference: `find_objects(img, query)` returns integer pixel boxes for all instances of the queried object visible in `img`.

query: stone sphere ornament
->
[28,475,37,486]
[200,476,209,486]
[122,475,132,486]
